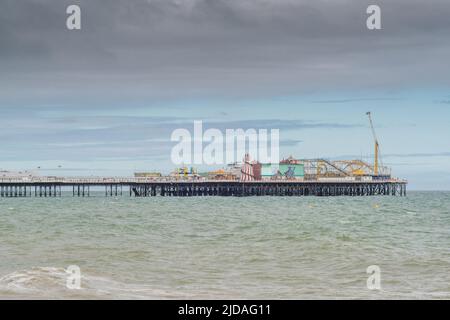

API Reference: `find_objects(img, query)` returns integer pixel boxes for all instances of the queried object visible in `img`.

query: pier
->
[0,178,407,198]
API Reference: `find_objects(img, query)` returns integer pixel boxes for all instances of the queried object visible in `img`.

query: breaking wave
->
[0,267,186,299]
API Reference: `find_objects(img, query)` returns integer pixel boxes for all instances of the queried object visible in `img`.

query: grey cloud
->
[0,116,357,144]
[329,152,450,160]
[436,100,450,104]
[280,139,303,147]
[0,114,355,161]
[1,0,450,103]
[202,119,360,131]
[312,98,404,104]
[385,152,450,158]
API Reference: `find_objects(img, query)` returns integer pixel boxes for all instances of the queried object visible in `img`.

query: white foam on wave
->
[0,267,189,299]
[0,267,66,293]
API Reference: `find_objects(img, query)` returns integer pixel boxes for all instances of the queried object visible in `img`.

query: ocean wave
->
[0,267,186,299]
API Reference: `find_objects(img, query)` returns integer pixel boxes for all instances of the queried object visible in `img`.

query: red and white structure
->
[240,154,255,181]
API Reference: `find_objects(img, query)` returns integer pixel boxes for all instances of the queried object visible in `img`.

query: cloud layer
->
[2,0,450,102]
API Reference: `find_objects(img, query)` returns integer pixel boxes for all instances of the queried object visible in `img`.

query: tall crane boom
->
[366,112,380,175]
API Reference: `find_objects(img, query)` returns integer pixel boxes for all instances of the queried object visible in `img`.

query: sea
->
[0,191,449,299]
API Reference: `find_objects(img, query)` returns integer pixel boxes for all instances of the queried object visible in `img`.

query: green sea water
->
[0,191,449,299]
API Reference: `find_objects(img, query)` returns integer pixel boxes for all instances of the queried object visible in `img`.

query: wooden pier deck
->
[0,178,407,197]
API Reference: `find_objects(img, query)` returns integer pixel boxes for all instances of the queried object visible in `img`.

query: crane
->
[366,111,381,176]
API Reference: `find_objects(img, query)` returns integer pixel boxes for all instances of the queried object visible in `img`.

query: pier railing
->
[0,176,406,184]
[0,175,407,197]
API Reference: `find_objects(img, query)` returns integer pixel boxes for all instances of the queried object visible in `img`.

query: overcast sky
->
[1,0,450,189]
